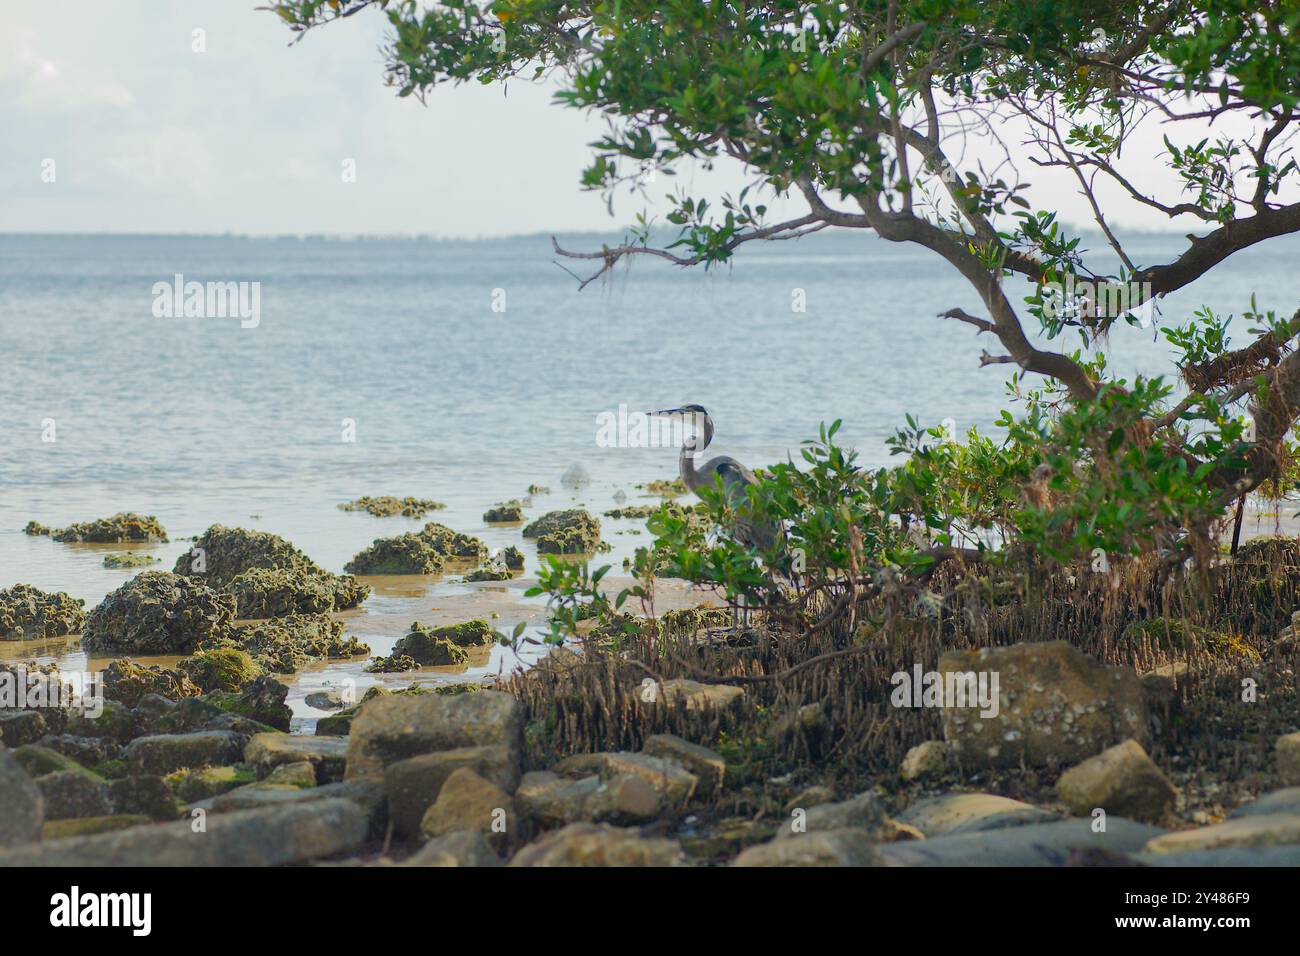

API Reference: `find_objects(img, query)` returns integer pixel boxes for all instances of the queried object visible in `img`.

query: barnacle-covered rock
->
[82,572,236,655]
[499,546,525,570]
[483,501,524,523]
[524,510,602,554]
[47,513,169,544]
[365,653,422,674]
[173,525,369,614]
[381,622,475,668]
[102,553,160,569]
[641,478,686,496]
[345,522,487,575]
[226,566,368,618]
[216,614,370,675]
[339,496,446,518]
[344,533,446,575]
[23,521,50,536]
[177,647,261,693]
[101,659,203,707]
[0,584,86,640]
[604,505,659,519]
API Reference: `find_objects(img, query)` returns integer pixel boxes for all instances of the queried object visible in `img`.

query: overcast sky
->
[0,2,1264,238]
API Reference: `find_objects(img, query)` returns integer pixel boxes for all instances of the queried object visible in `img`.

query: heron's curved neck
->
[679,441,699,491]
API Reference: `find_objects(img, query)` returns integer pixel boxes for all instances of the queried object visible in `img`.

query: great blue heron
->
[648,404,780,625]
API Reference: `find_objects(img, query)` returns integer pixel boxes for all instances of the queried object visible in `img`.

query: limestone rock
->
[900,741,951,781]
[938,641,1148,769]
[898,793,1059,837]
[1055,740,1178,825]
[345,690,521,780]
[122,731,243,775]
[642,734,726,798]
[402,830,502,867]
[245,733,347,783]
[509,822,685,867]
[419,767,518,852]
[733,829,884,867]
[0,746,43,847]
[384,745,518,840]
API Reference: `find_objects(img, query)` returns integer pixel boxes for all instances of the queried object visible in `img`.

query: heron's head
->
[647,404,713,451]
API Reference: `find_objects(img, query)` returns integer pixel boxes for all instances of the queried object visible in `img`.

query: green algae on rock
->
[177,647,261,693]
[215,613,370,675]
[173,525,369,615]
[339,496,446,518]
[0,584,87,640]
[387,620,491,666]
[42,513,169,544]
[640,478,687,496]
[1120,617,1259,660]
[102,552,160,569]
[345,521,488,575]
[226,566,369,618]
[82,572,237,655]
[101,659,203,707]
[365,653,422,673]
[465,565,513,582]
[523,509,603,554]
[23,521,50,536]
[484,500,524,522]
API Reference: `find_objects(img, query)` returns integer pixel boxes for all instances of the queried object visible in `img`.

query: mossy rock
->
[82,572,237,655]
[178,647,261,693]
[1234,535,1300,566]
[500,546,525,570]
[365,653,422,673]
[47,513,168,544]
[346,522,487,575]
[386,622,476,666]
[101,659,203,707]
[24,521,50,536]
[339,496,446,518]
[218,613,369,675]
[1120,617,1260,660]
[483,501,524,522]
[524,510,602,553]
[604,505,659,519]
[226,565,369,618]
[0,584,86,640]
[11,744,89,778]
[168,764,257,802]
[203,676,291,732]
[344,533,446,575]
[102,552,160,569]
[641,478,687,496]
[43,815,151,840]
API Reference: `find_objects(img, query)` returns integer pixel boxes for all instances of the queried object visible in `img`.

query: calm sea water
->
[3,230,1298,724]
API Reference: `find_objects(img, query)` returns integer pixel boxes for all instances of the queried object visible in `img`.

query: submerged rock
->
[174,525,368,614]
[523,509,603,554]
[464,565,513,582]
[483,501,524,523]
[0,584,86,641]
[102,552,160,569]
[937,641,1148,770]
[560,463,591,488]
[46,513,168,544]
[339,496,445,518]
[82,572,237,655]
